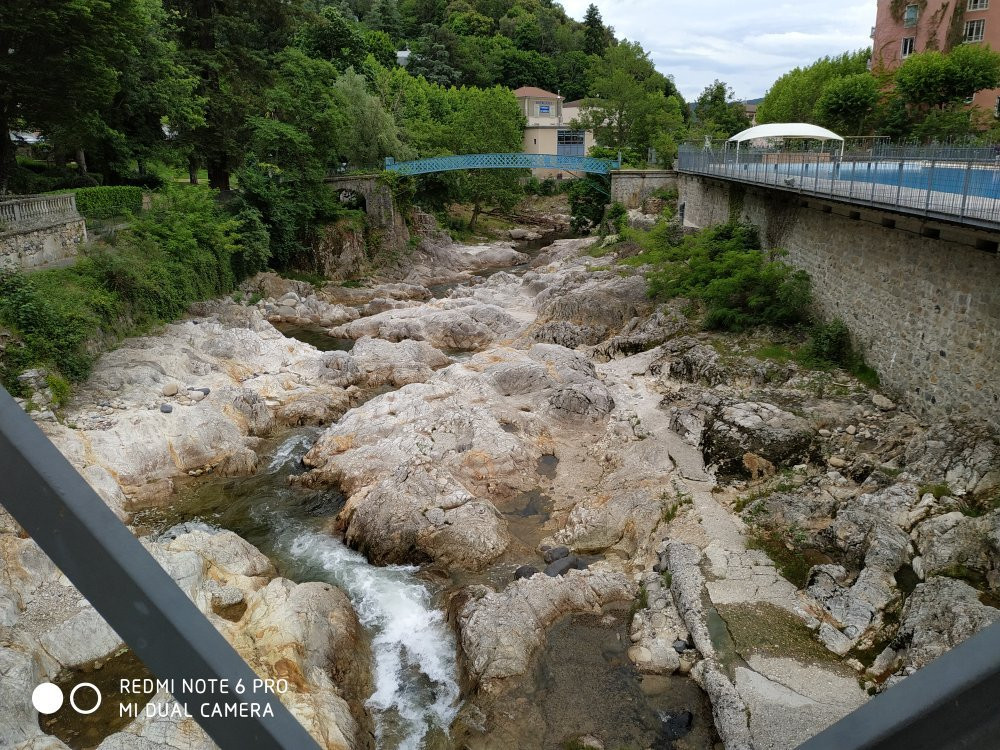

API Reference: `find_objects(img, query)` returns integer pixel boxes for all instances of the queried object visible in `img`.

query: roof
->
[10,131,43,144]
[729,123,843,143]
[562,100,583,108]
[513,86,561,99]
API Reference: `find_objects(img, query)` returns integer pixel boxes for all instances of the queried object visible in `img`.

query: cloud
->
[559,0,877,100]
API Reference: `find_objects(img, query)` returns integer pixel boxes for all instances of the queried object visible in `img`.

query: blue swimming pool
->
[758,160,1000,199]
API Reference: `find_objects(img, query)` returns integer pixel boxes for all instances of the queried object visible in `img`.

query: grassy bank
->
[0,187,268,397]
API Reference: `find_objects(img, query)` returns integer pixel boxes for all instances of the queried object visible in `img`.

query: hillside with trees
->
[1,0,754,278]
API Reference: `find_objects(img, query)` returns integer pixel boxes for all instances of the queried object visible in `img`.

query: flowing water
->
[138,429,460,750]
[127,228,716,749]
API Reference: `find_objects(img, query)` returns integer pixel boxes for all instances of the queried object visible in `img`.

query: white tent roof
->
[728,123,844,143]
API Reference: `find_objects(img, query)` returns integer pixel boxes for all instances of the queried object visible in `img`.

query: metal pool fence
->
[678,145,1000,229]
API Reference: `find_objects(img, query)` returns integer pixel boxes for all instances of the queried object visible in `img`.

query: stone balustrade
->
[0,193,79,229]
[0,193,87,270]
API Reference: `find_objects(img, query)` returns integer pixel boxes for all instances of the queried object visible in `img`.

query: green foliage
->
[582,4,610,56]
[918,483,953,500]
[815,74,880,135]
[642,222,812,332]
[575,42,682,154]
[757,50,871,125]
[298,6,369,69]
[0,0,185,189]
[747,528,813,588]
[74,186,144,219]
[801,318,879,385]
[45,373,71,408]
[628,584,649,619]
[0,187,261,390]
[692,80,752,139]
[568,175,611,233]
[605,202,627,235]
[895,44,1000,109]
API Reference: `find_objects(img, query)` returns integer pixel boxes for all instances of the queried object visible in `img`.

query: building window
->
[556,130,585,157]
[965,18,986,41]
[969,0,989,10]
[903,4,919,27]
[901,37,916,56]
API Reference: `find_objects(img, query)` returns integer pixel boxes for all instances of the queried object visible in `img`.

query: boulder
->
[877,577,1000,681]
[703,401,816,477]
[458,568,633,687]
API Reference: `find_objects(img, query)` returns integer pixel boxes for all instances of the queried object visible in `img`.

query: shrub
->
[114,173,165,190]
[644,222,812,331]
[74,186,144,219]
[0,187,263,393]
[802,317,880,385]
[568,175,611,233]
[604,201,628,235]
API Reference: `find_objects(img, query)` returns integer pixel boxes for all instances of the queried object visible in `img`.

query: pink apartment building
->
[873,0,1000,112]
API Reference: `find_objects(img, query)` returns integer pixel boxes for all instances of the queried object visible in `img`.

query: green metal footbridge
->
[383,152,621,176]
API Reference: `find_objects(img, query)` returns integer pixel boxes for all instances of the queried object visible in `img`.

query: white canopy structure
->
[728,123,845,159]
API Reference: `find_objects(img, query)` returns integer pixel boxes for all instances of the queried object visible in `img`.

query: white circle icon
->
[69,683,102,715]
[31,683,64,714]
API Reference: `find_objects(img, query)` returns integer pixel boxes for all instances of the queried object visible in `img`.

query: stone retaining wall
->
[610,170,677,209]
[0,194,88,270]
[679,173,1000,429]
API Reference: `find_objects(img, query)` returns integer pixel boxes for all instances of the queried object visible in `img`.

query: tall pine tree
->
[583,4,607,56]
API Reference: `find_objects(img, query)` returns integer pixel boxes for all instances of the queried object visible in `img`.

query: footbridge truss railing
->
[384,153,620,176]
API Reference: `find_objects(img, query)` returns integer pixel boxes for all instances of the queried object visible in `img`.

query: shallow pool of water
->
[529,610,715,749]
[275,323,355,352]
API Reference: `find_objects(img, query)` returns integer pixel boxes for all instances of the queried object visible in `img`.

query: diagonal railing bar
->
[0,386,321,750]
[798,616,1000,749]
[384,153,620,176]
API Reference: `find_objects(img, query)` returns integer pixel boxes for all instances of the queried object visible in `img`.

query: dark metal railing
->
[799,615,1000,749]
[0,386,320,749]
[678,145,1000,229]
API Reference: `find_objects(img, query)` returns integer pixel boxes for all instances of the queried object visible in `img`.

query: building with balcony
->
[513,87,596,179]
[872,0,1000,111]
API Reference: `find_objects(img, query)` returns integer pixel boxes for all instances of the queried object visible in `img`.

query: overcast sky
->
[560,1,878,101]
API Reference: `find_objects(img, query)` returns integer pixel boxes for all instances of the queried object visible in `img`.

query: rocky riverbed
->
[4,219,999,750]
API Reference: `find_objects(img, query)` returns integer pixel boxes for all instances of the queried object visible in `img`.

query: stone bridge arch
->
[324,174,409,255]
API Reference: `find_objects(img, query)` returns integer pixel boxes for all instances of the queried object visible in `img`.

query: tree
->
[166,0,304,190]
[0,0,161,190]
[332,70,412,167]
[757,50,870,124]
[650,94,687,167]
[493,48,557,90]
[446,86,525,229]
[84,0,202,181]
[815,74,879,135]
[408,25,462,85]
[892,44,1000,141]
[365,0,404,41]
[575,42,674,153]
[895,45,1000,109]
[553,51,596,102]
[582,4,608,56]
[297,5,369,70]
[692,80,751,139]
[237,49,347,266]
